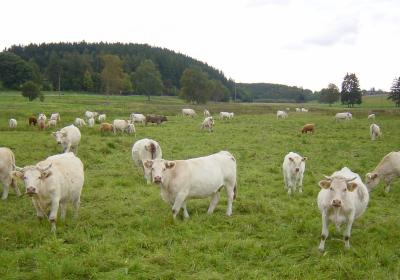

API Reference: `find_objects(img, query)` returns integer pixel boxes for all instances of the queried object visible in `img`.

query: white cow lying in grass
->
[317,167,369,251]
[282,152,306,195]
[144,151,237,219]
[132,138,162,184]
[365,151,400,193]
[14,152,84,232]
[0,147,21,199]
[52,125,81,155]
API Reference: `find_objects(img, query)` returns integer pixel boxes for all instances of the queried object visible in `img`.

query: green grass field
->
[1,92,400,279]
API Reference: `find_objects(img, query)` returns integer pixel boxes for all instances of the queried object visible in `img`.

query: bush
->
[21,81,40,101]
[39,92,45,102]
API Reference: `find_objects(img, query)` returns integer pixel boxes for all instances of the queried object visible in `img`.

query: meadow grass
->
[0,92,400,279]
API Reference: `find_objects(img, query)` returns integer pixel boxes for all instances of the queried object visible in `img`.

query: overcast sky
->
[1,0,399,91]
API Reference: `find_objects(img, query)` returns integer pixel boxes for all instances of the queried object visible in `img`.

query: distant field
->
[0,91,400,279]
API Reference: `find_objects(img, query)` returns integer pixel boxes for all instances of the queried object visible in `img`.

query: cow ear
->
[165,161,175,169]
[318,180,331,189]
[302,157,307,161]
[289,157,294,162]
[371,173,378,180]
[143,160,153,168]
[12,170,24,179]
[347,182,358,192]
[40,170,52,179]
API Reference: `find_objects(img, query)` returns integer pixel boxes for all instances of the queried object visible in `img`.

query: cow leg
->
[49,200,60,232]
[60,202,67,220]
[64,143,72,153]
[1,183,9,200]
[72,197,80,218]
[12,178,21,197]
[298,176,304,193]
[225,185,235,216]
[172,192,187,219]
[182,202,190,219]
[207,191,221,214]
[384,179,392,193]
[143,165,151,184]
[319,210,329,252]
[343,212,355,249]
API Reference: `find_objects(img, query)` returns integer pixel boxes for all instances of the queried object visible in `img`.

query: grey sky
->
[1,0,399,91]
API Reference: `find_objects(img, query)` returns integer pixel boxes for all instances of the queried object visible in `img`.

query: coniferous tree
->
[341,73,362,107]
[388,77,400,107]
[0,52,34,89]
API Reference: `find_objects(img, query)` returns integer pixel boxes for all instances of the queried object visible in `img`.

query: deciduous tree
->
[388,77,400,107]
[341,73,362,107]
[101,55,125,95]
[180,66,211,104]
[319,83,340,106]
[21,81,40,101]
[132,59,163,100]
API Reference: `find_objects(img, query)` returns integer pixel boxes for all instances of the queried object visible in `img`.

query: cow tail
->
[150,142,156,159]
[233,183,237,200]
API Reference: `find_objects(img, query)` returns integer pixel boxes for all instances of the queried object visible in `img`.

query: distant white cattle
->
[201,116,214,132]
[368,114,375,120]
[144,151,237,219]
[38,113,47,121]
[335,112,352,121]
[317,167,369,251]
[113,119,131,134]
[50,113,60,122]
[98,114,106,122]
[204,109,211,117]
[130,113,146,125]
[286,107,290,111]
[74,118,86,127]
[365,151,400,193]
[295,108,301,112]
[370,123,381,141]
[38,114,47,130]
[220,112,234,120]
[0,147,21,199]
[126,123,136,135]
[301,108,308,112]
[88,117,95,128]
[282,152,306,195]
[85,111,98,120]
[8,119,17,129]
[14,152,84,232]
[132,138,162,184]
[276,110,288,119]
[182,109,196,117]
[48,119,57,127]
[52,125,81,155]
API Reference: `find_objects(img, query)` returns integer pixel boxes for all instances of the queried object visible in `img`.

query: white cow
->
[52,125,81,155]
[38,113,47,121]
[335,112,352,121]
[220,112,234,120]
[201,116,214,132]
[38,114,47,130]
[130,113,146,125]
[113,119,131,134]
[98,114,106,123]
[368,114,375,120]
[182,109,196,117]
[286,107,290,111]
[295,108,301,112]
[301,108,309,112]
[132,138,162,184]
[276,110,288,119]
[204,109,211,117]
[50,113,60,122]
[48,119,57,127]
[8,119,17,129]
[87,117,95,128]
[85,111,98,120]
[126,123,136,135]
[0,147,21,199]
[365,151,400,193]
[74,118,86,127]
[144,151,237,219]
[282,152,306,195]
[370,123,381,141]
[13,152,84,232]
[317,167,369,251]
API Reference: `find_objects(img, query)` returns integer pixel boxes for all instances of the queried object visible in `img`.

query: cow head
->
[318,176,358,208]
[13,164,52,196]
[52,130,67,144]
[365,173,380,191]
[288,156,306,173]
[143,159,175,184]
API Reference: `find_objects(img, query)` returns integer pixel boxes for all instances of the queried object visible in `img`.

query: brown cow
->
[145,115,167,125]
[38,119,46,130]
[301,123,315,134]
[28,116,37,126]
[100,122,113,132]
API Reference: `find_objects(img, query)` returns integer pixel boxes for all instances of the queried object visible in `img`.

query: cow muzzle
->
[295,168,299,172]
[332,199,342,208]
[57,141,62,144]
[153,176,162,184]
[26,186,38,196]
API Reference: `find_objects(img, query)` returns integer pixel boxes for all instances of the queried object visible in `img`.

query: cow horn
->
[323,175,332,180]
[345,177,357,182]
[38,163,52,172]
[14,165,23,171]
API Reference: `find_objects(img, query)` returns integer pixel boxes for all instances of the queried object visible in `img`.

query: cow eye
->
[329,187,333,191]
[23,176,27,180]
[343,189,347,192]
[163,168,166,171]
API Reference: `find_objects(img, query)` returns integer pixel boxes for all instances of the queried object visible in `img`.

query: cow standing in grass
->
[132,138,162,184]
[365,151,400,193]
[52,125,81,155]
[0,147,21,199]
[282,152,306,195]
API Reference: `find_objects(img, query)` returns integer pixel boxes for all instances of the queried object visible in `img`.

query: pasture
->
[1,92,400,279]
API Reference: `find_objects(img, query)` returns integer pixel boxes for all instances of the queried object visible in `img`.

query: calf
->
[201,116,214,132]
[100,122,113,133]
[144,151,237,219]
[0,147,21,199]
[301,123,315,134]
[52,125,81,155]
[182,108,196,117]
[132,138,162,184]
[9,119,17,129]
[13,153,84,232]
[370,123,381,141]
[365,151,400,193]
[28,116,37,126]
[282,152,306,195]
[145,115,167,125]
[317,167,369,251]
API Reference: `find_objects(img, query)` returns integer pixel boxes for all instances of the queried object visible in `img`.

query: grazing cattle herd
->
[1,107,396,252]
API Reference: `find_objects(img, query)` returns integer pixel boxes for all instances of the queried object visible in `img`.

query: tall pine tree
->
[341,73,362,107]
[388,77,400,107]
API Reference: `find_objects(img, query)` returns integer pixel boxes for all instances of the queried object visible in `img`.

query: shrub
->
[21,81,40,101]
